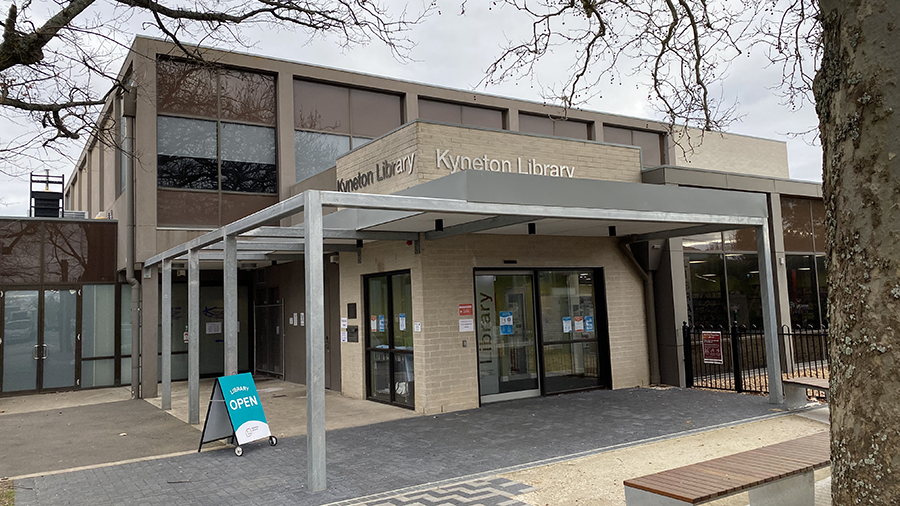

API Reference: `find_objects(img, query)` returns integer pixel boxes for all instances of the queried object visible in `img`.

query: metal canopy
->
[144,171,781,493]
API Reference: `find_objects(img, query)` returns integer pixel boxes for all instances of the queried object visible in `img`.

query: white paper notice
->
[574,316,584,332]
[341,317,348,329]
[562,317,572,333]
[340,330,348,342]
[459,318,474,332]
[399,313,407,331]
[414,321,422,332]
[206,322,222,334]
[370,316,378,331]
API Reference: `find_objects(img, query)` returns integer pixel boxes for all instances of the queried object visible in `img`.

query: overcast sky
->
[0,0,823,216]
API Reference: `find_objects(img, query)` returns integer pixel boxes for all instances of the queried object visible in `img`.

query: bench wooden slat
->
[783,377,829,390]
[624,432,830,504]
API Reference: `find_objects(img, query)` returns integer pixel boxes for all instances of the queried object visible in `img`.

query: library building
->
[0,36,824,418]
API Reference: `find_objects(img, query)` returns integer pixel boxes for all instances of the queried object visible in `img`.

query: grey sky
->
[0,0,822,217]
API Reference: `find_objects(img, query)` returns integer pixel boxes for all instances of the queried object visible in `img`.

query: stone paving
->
[15,387,783,506]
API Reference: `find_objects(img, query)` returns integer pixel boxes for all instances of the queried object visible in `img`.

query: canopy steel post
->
[188,248,201,424]
[304,190,326,492]
[757,222,784,404]
[224,234,238,376]
[161,258,172,410]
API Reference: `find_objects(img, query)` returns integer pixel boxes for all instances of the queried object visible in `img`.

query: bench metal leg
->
[784,384,810,409]
[624,486,691,506]
[748,470,815,506]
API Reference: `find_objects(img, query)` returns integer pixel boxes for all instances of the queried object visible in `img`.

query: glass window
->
[554,118,590,140]
[219,69,276,125]
[724,254,762,327]
[294,131,351,183]
[683,232,722,252]
[82,285,116,358]
[44,223,116,283]
[781,197,814,252]
[350,88,402,137]
[519,114,554,136]
[811,199,826,252]
[602,125,632,145]
[220,123,277,193]
[633,130,663,166]
[816,255,828,326]
[392,273,413,350]
[294,80,350,133]
[0,221,42,284]
[786,255,820,328]
[156,59,217,119]
[460,105,503,130]
[82,359,115,388]
[722,228,758,252]
[157,116,218,190]
[121,284,132,357]
[418,99,461,124]
[686,253,728,327]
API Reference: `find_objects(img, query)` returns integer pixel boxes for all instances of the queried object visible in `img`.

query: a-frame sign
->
[199,372,277,456]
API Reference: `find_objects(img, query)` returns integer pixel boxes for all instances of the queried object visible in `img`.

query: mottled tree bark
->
[815,1,900,503]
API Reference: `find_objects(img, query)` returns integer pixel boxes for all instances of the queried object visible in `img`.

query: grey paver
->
[18,387,783,506]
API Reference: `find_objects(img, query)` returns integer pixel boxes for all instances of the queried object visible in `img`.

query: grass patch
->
[0,479,13,506]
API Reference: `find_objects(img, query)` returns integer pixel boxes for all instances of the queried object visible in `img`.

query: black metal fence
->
[683,323,829,395]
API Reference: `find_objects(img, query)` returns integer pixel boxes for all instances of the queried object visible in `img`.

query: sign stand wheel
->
[234,446,243,457]
[269,436,278,446]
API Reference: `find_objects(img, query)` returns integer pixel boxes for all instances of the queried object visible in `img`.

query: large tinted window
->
[293,80,401,183]
[419,98,504,130]
[220,123,277,193]
[602,125,664,167]
[520,113,590,140]
[157,116,218,190]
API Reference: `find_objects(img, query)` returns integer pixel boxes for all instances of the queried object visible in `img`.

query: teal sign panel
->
[200,372,272,449]
[217,373,271,445]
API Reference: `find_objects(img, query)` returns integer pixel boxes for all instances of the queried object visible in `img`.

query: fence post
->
[731,324,744,393]
[682,322,694,388]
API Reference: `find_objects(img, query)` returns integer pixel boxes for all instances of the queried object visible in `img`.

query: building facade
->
[18,36,824,412]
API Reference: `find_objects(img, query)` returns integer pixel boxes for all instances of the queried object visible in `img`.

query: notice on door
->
[499,311,514,335]
[399,313,407,331]
[574,316,584,332]
[370,316,377,331]
[562,316,572,333]
[702,331,724,364]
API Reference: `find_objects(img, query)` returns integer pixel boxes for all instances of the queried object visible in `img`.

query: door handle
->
[33,344,40,360]
[42,343,48,359]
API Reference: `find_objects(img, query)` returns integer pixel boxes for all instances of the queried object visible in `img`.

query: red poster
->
[459,303,474,317]
[702,331,724,365]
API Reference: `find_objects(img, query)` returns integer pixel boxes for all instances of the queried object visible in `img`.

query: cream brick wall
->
[340,233,649,415]
[671,127,790,178]
[335,122,643,197]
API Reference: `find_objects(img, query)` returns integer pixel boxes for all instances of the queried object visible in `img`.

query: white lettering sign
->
[436,149,575,178]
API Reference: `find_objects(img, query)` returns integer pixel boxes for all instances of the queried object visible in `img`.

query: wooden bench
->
[783,377,830,409]
[623,431,830,505]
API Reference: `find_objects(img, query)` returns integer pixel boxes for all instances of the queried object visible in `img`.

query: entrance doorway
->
[475,269,611,403]
[1,288,81,393]
[365,271,414,408]
[254,302,284,377]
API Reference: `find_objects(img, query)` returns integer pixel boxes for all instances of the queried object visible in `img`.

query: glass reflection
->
[781,197,814,252]
[0,221,42,284]
[156,59,217,119]
[683,232,722,252]
[722,228,757,252]
[157,116,218,190]
[294,131,351,183]
[724,254,762,327]
[219,69,276,125]
[2,291,39,392]
[686,253,728,327]
[786,255,821,328]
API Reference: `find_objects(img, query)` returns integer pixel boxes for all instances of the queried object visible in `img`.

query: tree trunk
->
[815,1,900,504]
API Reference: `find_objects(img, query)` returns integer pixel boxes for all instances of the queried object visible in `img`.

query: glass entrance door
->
[475,273,540,402]
[365,272,414,408]
[1,289,80,393]
[2,291,40,392]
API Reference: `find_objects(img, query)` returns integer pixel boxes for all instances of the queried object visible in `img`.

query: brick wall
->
[340,233,649,415]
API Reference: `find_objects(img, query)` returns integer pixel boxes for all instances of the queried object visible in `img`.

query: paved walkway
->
[12,387,806,505]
